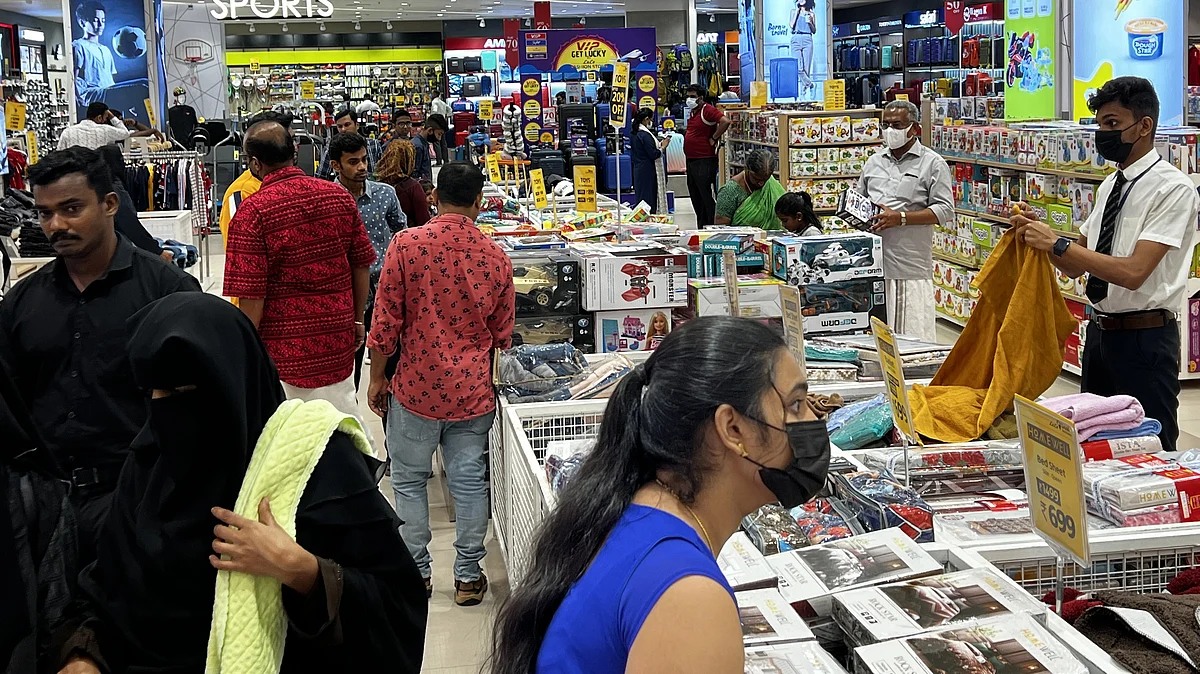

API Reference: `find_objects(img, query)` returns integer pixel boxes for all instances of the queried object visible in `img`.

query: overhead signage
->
[870,317,920,446]
[18,28,43,43]
[903,8,944,27]
[964,2,999,22]
[1005,0,1057,121]
[209,0,334,20]
[833,16,902,37]
[444,37,510,51]
[1014,395,1091,568]
[520,74,543,143]
[945,1,965,34]
[697,32,720,44]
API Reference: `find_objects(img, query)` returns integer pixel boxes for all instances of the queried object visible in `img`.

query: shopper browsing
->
[367,162,515,607]
[57,102,161,150]
[683,85,730,227]
[223,114,376,418]
[0,147,200,556]
[54,294,428,674]
[775,191,823,235]
[855,99,955,342]
[329,131,406,392]
[492,316,830,674]
[630,107,670,214]
[377,138,433,226]
[715,149,785,228]
[317,109,386,180]
[1011,76,1200,453]
[410,113,449,182]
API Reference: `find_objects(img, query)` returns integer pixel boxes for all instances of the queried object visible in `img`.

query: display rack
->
[1,75,70,154]
[227,62,444,118]
[123,149,217,290]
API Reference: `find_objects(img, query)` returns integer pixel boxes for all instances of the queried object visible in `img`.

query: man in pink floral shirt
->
[366,161,514,607]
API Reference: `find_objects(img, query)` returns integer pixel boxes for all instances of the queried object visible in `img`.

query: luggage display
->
[769,56,799,99]
[447,57,465,74]
[452,111,477,132]
[604,154,632,191]
[464,56,483,71]
[537,156,566,179]
[462,79,482,97]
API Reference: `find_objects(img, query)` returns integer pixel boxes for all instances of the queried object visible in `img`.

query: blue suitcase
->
[605,154,632,191]
[769,57,799,99]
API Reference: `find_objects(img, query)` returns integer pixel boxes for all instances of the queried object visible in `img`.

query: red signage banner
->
[504,18,520,67]
[944,1,965,34]
[533,1,551,29]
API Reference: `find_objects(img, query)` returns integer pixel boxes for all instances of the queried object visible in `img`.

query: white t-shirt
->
[1079,149,1200,314]
[73,39,116,95]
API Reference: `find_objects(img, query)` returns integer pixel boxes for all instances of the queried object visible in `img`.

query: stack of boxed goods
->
[787,113,882,211]
[766,232,885,336]
[931,215,981,324]
[1052,275,1089,372]
[574,241,690,354]
[932,95,1005,126]
[506,242,592,352]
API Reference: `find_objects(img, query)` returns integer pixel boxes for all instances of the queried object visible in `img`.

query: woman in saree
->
[713,149,786,229]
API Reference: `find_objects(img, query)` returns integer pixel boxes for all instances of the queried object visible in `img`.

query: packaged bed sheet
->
[1083,454,1200,525]
[744,642,848,674]
[720,531,781,591]
[736,588,816,646]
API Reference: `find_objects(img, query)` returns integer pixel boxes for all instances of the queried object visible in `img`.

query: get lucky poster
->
[518,28,658,111]
[1073,0,1184,126]
[1003,0,1056,121]
[761,0,828,103]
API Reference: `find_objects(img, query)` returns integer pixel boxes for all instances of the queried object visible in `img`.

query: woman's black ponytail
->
[490,316,787,673]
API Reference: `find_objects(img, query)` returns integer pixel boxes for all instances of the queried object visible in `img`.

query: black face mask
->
[742,416,831,508]
[1095,122,1139,165]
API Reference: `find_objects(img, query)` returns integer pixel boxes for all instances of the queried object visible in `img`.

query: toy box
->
[509,252,581,317]
[798,278,886,335]
[835,190,881,231]
[771,233,884,286]
[574,242,690,311]
[595,308,672,353]
[1046,202,1073,233]
[852,116,881,141]
[1072,182,1096,223]
[512,314,595,352]
[699,251,768,278]
[688,275,785,318]
[822,115,853,144]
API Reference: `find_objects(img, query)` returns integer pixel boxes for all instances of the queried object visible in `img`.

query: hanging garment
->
[907,230,1078,442]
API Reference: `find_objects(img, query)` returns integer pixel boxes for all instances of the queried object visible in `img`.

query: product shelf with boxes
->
[781,109,883,212]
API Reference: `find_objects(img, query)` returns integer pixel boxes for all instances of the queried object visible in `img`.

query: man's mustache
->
[50,232,81,244]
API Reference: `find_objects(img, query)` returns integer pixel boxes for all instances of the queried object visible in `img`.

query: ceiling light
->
[280,22,288,30]
[248,23,255,32]
[437,12,443,16]
[524,17,531,26]
[354,20,361,29]
[579,16,585,24]
[319,20,325,30]
[386,20,392,28]
[479,18,486,26]
[709,13,715,22]
[400,2,408,4]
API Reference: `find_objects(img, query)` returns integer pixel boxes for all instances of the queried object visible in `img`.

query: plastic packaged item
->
[718,531,779,591]
[833,471,935,542]
[744,642,848,674]
[742,504,811,554]
[828,396,893,450]
[737,588,815,645]
[791,499,864,545]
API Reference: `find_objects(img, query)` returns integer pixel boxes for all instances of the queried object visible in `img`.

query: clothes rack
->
[123,149,216,289]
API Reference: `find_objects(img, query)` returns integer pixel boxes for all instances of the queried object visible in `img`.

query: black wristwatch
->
[1053,237,1071,257]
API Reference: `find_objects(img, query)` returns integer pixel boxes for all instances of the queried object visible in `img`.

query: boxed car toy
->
[770,233,884,286]
[594,308,672,353]
[798,279,886,335]
[574,242,690,311]
[509,252,581,317]
[511,314,595,352]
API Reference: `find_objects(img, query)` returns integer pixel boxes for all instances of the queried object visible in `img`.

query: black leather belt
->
[1092,309,1174,331]
[70,465,122,490]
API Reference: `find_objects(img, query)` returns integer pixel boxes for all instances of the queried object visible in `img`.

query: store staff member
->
[1013,77,1199,453]
[683,85,730,227]
[855,99,955,342]
[0,147,200,558]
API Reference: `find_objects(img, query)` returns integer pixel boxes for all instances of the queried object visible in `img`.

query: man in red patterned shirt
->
[367,162,514,607]
[224,115,375,417]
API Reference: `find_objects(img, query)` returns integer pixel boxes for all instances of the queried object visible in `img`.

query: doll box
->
[594,308,671,353]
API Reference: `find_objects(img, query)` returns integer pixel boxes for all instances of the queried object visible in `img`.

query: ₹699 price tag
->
[1014,395,1090,568]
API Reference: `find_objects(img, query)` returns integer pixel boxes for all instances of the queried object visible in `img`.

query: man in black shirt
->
[0,147,200,556]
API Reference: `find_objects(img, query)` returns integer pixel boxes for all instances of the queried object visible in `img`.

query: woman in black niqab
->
[58,293,428,674]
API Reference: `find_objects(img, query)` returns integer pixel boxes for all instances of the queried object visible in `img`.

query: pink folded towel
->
[1041,393,1144,422]
[1075,408,1145,441]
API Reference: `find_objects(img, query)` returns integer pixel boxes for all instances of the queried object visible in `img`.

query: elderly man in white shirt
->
[58,102,161,150]
[855,99,955,342]
[1013,77,1200,452]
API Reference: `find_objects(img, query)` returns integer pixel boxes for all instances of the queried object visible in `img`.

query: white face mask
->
[685,97,698,110]
[883,123,914,150]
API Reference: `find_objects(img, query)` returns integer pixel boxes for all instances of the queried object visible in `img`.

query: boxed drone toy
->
[573,242,690,311]
[770,233,884,286]
[508,252,582,318]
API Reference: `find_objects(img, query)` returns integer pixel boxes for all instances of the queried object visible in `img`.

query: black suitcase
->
[447,57,464,74]
[464,56,483,71]
[537,156,566,179]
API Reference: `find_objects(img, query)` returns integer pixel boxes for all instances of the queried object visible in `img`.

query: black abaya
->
[64,293,428,673]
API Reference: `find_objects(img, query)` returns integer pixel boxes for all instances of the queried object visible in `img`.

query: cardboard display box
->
[594,308,672,353]
[574,242,690,311]
[512,314,595,353]
[799,279,887,335]
[770,233,884,286]
[688,275,785,318]
[508,252,581,317]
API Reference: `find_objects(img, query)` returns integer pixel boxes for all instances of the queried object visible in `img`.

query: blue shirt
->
[410,133,434,182]
[318,137,386,181]
[536,504,733,673]
[347,180,406,274]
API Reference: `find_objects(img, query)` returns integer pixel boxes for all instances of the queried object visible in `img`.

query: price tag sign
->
[1015,395,1091,568]
[573,165,596,212]
[300,81,316,99]
[485,152,502,183]
[143,99,156,129]
[749,81,768,108]
[530,168,548,209]
[895,93,910,102]
[25,130,38,164]
[780,285,806,371]
[870,317,921,446]
[823,79,846,111]
[5,102,26,131]
[610,61,629,127]
[249,59,260,73]
[722,249,740,317]
[479,98,494,121]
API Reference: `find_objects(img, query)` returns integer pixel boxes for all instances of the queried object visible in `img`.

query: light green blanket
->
[206,399,372,674]
[733,176,786,230]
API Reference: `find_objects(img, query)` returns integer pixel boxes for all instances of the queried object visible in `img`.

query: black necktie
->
[1085,171,1129,304]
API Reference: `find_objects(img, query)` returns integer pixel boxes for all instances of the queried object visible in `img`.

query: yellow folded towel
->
[909,230,1078,442]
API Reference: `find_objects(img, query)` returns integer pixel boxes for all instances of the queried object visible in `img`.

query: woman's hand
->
[211,498,320,595]
[59,656,101,674]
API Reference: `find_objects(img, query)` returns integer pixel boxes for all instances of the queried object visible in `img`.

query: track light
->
[710,13,715,22]
[354,21,361,30]
[579,16,585,24]
[479,18,486,27]
[319,20,325,30]
[386,20,393,29]
[248,23,255,32]
[280,22,288,31]
[524,17,531,26]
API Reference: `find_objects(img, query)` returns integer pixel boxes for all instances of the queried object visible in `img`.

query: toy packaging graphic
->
[736,588,817,646]
[800,279,886,335]
[744,642,849,674]
[575,242,689,311]
[835,189,882,231]
[508,253,581,318]
[831,568,1047,647]
[1003,0,1057,122]
[852,615,1088,674]
[511,314,595,352]
[771,233,884,286]
[595,308,671,353]
[688,275,786,318]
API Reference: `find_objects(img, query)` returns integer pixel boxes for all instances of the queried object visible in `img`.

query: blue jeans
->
[387,399,494,581]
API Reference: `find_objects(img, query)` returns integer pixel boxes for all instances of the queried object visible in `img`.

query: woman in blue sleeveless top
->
[491,316,832,674]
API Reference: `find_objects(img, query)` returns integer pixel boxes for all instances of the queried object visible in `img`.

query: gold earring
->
[737,442,748,457]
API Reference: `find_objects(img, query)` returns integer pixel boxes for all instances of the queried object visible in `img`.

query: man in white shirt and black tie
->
[1012,77,1200,452]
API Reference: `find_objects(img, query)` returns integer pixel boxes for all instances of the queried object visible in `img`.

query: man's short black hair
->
[1088,76,1160,127]
[86,102,108,119]
[76,0,104,22]
[435,162,484,207]
[244,122,296,166]
[394,108,412,121]
[334,108,355,123]
[425,113,448,132]
[328,131,367,162]
[685,84,703,96]
[28,146,115,201]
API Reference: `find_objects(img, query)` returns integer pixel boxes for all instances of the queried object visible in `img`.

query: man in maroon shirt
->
[683,85,730,227]
[224,115,375,417]
[367,161,515,607]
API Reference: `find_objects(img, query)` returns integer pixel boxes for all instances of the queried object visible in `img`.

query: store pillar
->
[686,0,699,84]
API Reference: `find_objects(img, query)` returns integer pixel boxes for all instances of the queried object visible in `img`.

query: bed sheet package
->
[858,443,1023,475]
[720,531,782,591]
[811,334,950,381]
[851,615,1088,674]
[736,589,817,646]
[831,568,1046,647]
[832,472,935,542]
[1083,454,1200,526]
[767,528,943,618]
[792,499,866,545]
[744,642,849,674]
[934,507,1118,547]
[922,490,1028,515]
[743,504,812,555]
[808,361,861,383]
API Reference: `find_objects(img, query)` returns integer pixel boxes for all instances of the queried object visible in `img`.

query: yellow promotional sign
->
[524,122,542,142]
[749,81,768,108]
[530,168,548,209]
[662,118,676,131]
[1014,395,1091,568]
[522,78,541,97]
[870,317,920,445]
[5,102,26,131]
[143,99,156,128]
[539,131,555,144]
[249,59,260,73]
[823,79,846,111]
[554,37,619,72]
[895,93,910,102]
[780,286,806,370]
[573,165,596,212]
[637,95,655,110]
[479,98,494,121]
[485,152,502,183]
[610,61,629,127]
[300,81,316,99]
[25,131,38,164]
[638,74,655,93]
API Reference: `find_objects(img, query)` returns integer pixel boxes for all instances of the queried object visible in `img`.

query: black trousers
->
[686,157,720,227]
[354,275,379,392]
[1081,320,1181,452]
[72,485,115,563]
